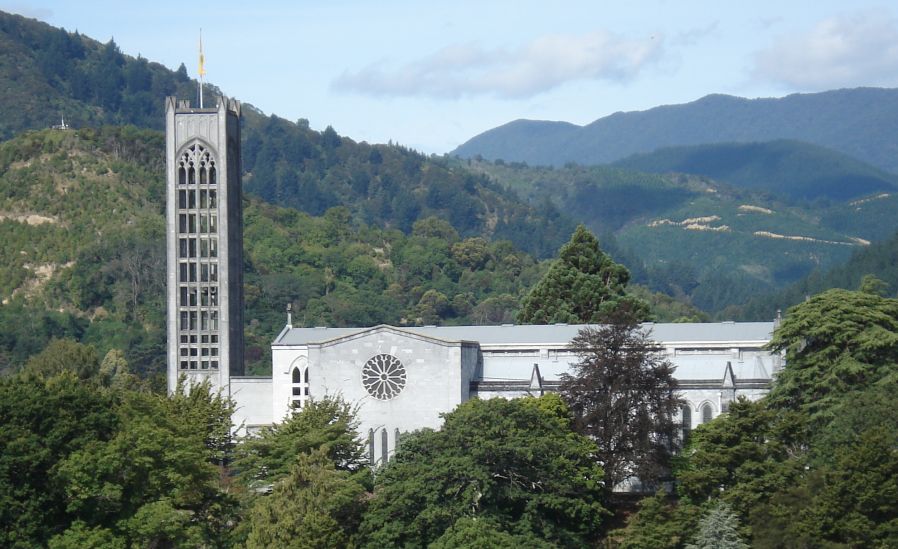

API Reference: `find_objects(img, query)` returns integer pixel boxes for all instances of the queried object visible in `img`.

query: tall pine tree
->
[517,225,647,324]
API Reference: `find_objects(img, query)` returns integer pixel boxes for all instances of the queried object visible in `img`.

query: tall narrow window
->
[381,429,388,464]
[701,403,713,424]
[368,429,374,465]
[178,167,186,185]
[291,360,309,409]
[188,166,195,185]
[209,166,216,185]
[681,406,692,443]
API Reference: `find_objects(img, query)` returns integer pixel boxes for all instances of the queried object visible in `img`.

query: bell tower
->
[166,96,244,393]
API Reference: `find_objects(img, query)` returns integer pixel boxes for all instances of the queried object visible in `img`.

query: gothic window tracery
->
[362,354,407,400]
[176,142,219,370]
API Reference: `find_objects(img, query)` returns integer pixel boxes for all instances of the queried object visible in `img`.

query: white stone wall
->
[230,377,273,435]
[308,328,468,465]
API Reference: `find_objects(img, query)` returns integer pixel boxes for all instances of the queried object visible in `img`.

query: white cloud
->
[754,9,898,90]
[332,30,664,99]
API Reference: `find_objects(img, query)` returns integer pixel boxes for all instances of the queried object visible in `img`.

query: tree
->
[518,225,648,324]
[686,501,749,549]
[358,395,606,548]
[612,491,701,549]
[235,396,366,489]
[22,339,100,380]
[766,288,898,422]
[676,398,806,513]
[429,517,555,549]
[245,450,369,548]
[560,314,681,490]
[0,371,117,547]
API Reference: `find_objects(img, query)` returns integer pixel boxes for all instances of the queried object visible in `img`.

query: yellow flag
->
[198,31,206,77]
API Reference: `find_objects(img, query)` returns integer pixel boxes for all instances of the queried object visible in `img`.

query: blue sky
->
[5,1,898,153]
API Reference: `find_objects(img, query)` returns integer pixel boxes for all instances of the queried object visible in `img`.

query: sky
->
[5,1,898,153]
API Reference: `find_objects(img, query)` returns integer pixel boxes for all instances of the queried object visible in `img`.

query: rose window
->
[362,354,407,400]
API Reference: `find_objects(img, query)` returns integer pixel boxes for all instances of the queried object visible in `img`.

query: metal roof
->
[273,322,775,347]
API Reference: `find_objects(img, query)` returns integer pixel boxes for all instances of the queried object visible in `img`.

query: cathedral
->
[165,97,782,466]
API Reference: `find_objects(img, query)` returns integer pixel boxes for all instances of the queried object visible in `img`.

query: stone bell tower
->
[165,96,244,393]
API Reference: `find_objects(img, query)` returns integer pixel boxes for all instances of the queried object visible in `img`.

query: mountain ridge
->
[452,88,898,173]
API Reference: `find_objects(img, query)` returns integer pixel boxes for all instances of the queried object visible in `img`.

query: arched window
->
[381,428,388,464]
[290,357,309,409]
[701,403,713,424]
[368,428,375,466]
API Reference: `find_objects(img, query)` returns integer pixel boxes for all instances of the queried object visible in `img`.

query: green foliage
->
[469,156,890,317]
[685,501,749,549]
[0,347,237,548]
[518,225,648,323]
[429,517,556,548]
[676,398,806,514]
[235,396,366,489]
[766,288,898,422]
[614,140,898,202]
[245,450,369,549]
[726,229,898,321]
[358,394,607,548]
[0,127,551,376]
[0,371,117,546]
[611,491,701,549]
[562,317,681,490]
[22,338,99,380]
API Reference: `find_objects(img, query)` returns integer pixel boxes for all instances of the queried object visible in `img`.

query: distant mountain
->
[452,89,898,173]
[612,140,898,202]
[464,158,898,312]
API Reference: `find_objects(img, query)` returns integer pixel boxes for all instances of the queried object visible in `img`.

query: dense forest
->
[2,285,895,547]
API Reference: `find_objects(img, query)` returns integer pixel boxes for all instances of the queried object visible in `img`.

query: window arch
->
[289,357,309,409]
[701,403,713,424]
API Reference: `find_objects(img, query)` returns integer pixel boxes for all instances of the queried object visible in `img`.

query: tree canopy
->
[358,394,607,547]
[766,287,898,422]
[518,225,648,324]
[561,315,681,490]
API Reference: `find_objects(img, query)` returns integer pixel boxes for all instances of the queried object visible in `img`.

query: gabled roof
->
[274,324,474,348]
[273,322,775,347]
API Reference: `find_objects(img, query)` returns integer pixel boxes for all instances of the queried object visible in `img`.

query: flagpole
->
[198,29,205,108]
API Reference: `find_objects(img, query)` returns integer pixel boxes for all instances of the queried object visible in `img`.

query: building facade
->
[226,321,781,466]
[164,96,782,468]
[166,96,244,393]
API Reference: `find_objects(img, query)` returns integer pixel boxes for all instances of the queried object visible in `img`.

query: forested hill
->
[612,140,898,202]
[724,229,898,320]
[452,88,898,172]
[0,10,573,258]
[0,127,559,379]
